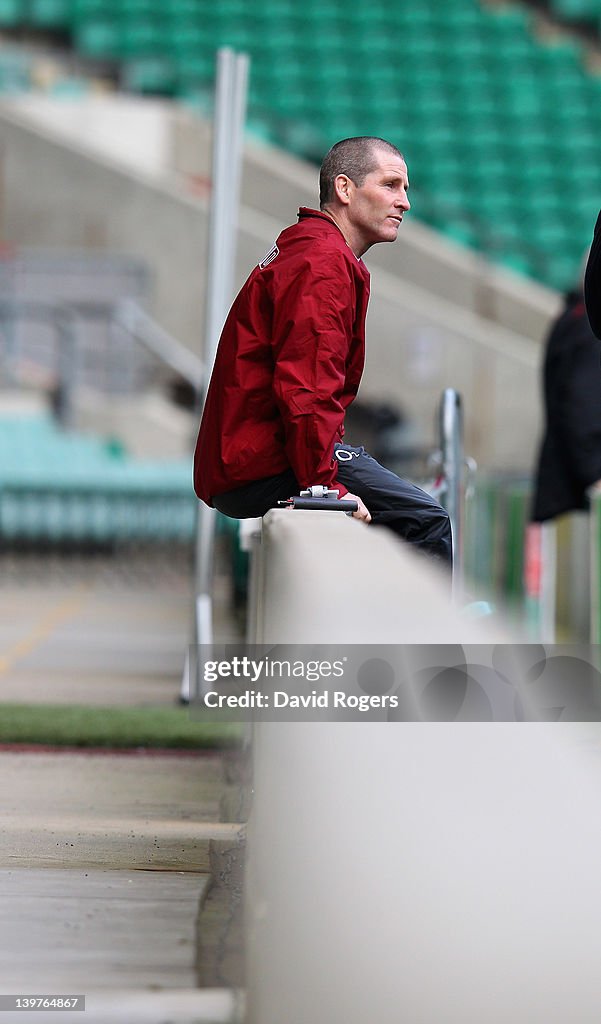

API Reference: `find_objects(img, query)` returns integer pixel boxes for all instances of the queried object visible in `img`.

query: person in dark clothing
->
[532,287,601,522]
[584,210,601,338]
[194,136,452,568]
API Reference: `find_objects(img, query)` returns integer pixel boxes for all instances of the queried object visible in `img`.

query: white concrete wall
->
[4,94,174,177]
[0,102,207,352]
[245,510,601,1024]
[249,722,601,1024]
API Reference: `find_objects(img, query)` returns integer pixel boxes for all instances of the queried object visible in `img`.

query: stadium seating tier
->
[0,0,600,291]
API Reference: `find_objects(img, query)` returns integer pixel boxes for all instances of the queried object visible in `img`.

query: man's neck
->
[320,207,367,258]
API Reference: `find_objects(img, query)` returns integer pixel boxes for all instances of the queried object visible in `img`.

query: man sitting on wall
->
[194,136,452,567]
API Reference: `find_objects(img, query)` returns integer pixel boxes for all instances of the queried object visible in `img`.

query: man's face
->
[346,149,410,255]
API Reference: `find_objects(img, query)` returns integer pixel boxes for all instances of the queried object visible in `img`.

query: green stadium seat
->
[122,0,156,16]
[441,221,480,250]
[549,0,598,19]
[246,112,278,146]
[28,0,70,27]
[528,222,572,253]
[499,250,537,279]
[279,119,327,161]
[48,76,91,96]
[43,0,597,292]
[163,0,204,18]
[548,100,592,134]
[215,0,253,17]
[386,6,437,31]
[0,0,23,26]
[466,185,516,218]
[211,26,256,52]
[163,22,204,57]
[118,19,164,58]
[485,5,532,35]
[123,57,176,93]
[173,51,214,92]
[270,90,312,119]
[0,51,30,90]
[72,0,113,22]
[0,415,196,544]
[435,8,486,33]
[571,192,600,223]
[247,31,298,65]
[487,221,528,255]
[440,36,490,66]
[551,44,584,72]
[74,19,121,58]
[545,255,581,292]
[497,92,546,120]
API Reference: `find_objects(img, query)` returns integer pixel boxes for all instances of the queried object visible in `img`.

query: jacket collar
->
[297,207,364,263]
[298,207,340,226]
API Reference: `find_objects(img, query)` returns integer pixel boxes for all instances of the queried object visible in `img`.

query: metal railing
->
[0,296,204,426]
[0,298,79,425]
[0,248,148,304]
[193,46,249,659]
[177,48,249,704]
[111,299,204,400]
[439,387,463,573]
[426,388,476,600]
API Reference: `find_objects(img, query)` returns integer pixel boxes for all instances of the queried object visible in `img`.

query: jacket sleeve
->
[585,210,601,339]
[270,255,356,494]
[557,323,601,486]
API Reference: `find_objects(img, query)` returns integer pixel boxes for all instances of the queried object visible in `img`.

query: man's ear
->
[333,173,353,205]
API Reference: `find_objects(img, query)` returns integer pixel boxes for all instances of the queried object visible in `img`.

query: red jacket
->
[194,208,370,504]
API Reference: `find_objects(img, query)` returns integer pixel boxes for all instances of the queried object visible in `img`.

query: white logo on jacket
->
[259,243,279,269]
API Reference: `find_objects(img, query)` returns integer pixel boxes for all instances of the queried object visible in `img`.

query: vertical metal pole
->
[539,521,557,643]
[203,48,235,379]
[0,301,18,386]
[230,53,249,248]
[439,388,463,591]
[54,308,77,429]
[186,49,248,702]
[590,494,600,644]
[202,48,249,383]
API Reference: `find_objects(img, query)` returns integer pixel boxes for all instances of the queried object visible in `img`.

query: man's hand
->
[344,492,371,523]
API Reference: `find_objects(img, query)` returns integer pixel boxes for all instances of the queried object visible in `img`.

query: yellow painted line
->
[0,587,90,675]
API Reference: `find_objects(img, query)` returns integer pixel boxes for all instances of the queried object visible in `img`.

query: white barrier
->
[245,510,601,1024]
[249,508,483,645]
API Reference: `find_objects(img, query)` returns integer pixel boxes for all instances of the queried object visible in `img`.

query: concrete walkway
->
[0,546,242,706]
[0,547,245,1024]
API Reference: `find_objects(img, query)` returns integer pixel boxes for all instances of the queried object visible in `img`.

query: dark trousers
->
[213,444,453,568]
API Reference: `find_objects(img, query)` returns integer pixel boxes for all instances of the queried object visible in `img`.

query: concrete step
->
[0,751,244,1020]
[0,868,210,991]
[10,989,240,1024]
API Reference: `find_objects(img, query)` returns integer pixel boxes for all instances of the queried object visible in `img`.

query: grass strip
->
[0,703,242,750]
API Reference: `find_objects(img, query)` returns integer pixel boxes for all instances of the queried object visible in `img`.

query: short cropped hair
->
[319,137,403,208]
